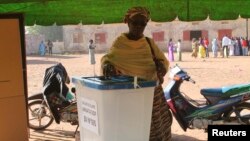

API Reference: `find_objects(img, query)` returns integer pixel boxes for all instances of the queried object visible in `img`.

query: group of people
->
[191,37,210,59]
[38,40,53,56]
[167,38,182,62]
[221,36,250,57]
[191,35,250,59]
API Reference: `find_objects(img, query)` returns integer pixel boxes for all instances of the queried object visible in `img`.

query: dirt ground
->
[27,52,250,141]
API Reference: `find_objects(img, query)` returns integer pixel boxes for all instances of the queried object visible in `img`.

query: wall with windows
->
[61,17,247,52]
[25,17,250,54]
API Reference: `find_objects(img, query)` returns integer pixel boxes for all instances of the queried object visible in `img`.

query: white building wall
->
[25,17,250,54]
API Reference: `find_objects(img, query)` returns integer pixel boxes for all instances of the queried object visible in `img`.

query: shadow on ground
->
[27,59,59,65]
[27,55,80,59]
[172,133,207,141]
[29,129,76,141]
[27,55,81,65]
[29,130,205,141]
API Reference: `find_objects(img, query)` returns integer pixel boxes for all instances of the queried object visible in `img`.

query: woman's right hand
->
[102,63,116,79]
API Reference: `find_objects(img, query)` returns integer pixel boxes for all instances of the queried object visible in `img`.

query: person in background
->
[198,37,205,60]
[88,39,96,75]
[191,38,198,58]
[211,37,219,58]
[88,39,96,64]
[241,37,248,56]
[168,38,174,62]
[47,40,53,55]
[39,40,46,56]
[222,35,231,58]
[175,39,182,61]
[198,42,206,59]
[229,37,235,56]
[198,37,204,46]
[101,6,172,141]
[237,37,243,55]
[233,37,240,56]
[203,37,209,58]
[248,38,250,56]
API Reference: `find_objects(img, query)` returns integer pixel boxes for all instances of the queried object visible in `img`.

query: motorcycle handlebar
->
[189,78,196,84]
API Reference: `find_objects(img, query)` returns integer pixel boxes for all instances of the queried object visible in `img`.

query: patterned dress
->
[168,41,174,62]
[150,85,172,141]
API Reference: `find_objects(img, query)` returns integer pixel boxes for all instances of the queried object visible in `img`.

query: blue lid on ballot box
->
[72,76,156,90]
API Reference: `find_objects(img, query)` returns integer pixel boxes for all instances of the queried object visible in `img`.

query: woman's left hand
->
[156,60,166,84]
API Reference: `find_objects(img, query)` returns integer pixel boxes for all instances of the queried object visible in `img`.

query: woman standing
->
[229,37,234,56]
[88,39,96,64]
[88,39,96,75]
[211,38,218,57]
[198,43,206,59]
[234,37,240,56]
[168,38,174,62]
[203,37,209,57]
[191,38,198,58]
[176,39,182,61]
[101,7,172,141]
[38,40,46,56]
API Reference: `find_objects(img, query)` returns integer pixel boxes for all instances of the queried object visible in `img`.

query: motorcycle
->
[27,87,78,131]
[164,65,250,132]
[27,63,78,133]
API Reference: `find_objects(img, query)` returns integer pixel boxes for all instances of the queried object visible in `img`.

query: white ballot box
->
[72,76,156,141]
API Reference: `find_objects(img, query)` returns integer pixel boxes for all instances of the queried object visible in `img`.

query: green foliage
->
[25,25,63,41]
[1,0,250,25]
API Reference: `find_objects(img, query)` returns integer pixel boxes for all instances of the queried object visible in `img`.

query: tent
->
[1,0,250,26]
[1,1,250,140]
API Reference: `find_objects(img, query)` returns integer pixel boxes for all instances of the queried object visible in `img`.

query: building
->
[25,16,249,54]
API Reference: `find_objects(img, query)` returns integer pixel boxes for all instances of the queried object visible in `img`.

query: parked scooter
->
[27,87,78,130]
[164,65,250,132]
[27,63,78,131]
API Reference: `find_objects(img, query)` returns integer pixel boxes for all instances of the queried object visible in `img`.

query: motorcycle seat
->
[200,88,223,97]
[201,83,250,97]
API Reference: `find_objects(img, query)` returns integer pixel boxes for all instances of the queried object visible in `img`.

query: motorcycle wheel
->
[28,100,54,130]
[223,102,250,124]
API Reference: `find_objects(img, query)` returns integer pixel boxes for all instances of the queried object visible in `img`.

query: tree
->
[25,25,63,42]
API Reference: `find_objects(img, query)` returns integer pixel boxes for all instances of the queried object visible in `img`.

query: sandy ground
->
[27,52,250,141]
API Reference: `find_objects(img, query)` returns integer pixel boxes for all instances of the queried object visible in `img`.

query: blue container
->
[72,75,156,90]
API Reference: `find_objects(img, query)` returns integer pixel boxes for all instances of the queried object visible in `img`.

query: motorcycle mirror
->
[65,76,70,84]
[71,87,76,93]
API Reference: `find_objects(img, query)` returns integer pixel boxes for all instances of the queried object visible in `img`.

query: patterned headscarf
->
[123,6,150,23]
